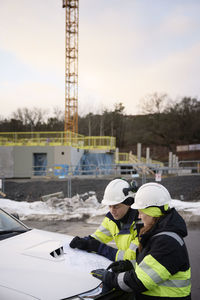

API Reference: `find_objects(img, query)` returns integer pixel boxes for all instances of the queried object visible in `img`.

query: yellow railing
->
[0,131,116,150]
[115,152,145,164]
[0,131,163,165]
[115,152,130,164]
[116,151,164,166]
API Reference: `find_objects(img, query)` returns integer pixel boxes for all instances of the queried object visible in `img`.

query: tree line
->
[1,94,200,162]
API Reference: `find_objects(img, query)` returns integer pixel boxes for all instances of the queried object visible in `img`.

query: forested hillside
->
[1,95,200,162]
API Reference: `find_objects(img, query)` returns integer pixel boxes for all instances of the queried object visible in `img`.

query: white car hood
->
[0,229,111,299]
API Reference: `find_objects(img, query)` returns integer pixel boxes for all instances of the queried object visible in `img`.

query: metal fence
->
[31,160,200,178]
[32,164,120,177]
[178,160,200,173]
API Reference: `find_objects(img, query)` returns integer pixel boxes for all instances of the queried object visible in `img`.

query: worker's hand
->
[69,236,80,248]
[69,236,100,252]
[91,268,108,281]
[107,260,133,273]
[91,268,119,290]
[87,238,101,252]
[69,236,88,250]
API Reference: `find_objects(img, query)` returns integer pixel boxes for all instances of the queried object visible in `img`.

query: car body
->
[0,208,112,300]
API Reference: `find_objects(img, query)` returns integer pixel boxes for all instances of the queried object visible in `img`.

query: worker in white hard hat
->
[91,182,191,300]
[70,178,142,264]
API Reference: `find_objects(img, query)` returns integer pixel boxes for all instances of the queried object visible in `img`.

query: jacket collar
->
[106,209,139,234]
[139,208,188,246]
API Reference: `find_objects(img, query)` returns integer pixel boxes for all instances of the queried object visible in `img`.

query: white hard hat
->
[102,179,135,206]
[131,182,171,210]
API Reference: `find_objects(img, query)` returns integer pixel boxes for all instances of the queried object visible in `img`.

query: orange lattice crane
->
[62,0,79,133]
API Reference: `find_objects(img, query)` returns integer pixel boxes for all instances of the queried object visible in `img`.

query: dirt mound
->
[3,175,200,202]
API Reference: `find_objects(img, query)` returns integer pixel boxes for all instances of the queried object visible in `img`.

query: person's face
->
[109,203,130,220]
[138,210,154,227]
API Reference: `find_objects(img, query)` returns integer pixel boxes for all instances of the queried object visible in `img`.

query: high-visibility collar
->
[140,204,169,217]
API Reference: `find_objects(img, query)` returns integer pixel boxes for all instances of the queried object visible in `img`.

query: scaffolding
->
[62,0,79,133]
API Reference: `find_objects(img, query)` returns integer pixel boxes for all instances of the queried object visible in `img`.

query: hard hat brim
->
[101,199,124,206]
[131,202,145,209]
[131,202,140,209]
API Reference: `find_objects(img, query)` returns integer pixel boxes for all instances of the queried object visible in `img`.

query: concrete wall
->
[53,146,83,171]
[54,146,71,165]
[0,147,14,178]
[0,145,84,178]
[70,147,84,166]
[13,146,55,178]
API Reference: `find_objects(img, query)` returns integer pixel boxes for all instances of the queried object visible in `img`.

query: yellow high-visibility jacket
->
[91,209,141,262]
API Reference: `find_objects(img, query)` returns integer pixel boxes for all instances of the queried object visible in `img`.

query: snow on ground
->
[170,199,200,215]
[1,191,200,223]
[0,193,108,222]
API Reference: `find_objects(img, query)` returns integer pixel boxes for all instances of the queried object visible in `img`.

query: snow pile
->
[0,193,200,222]
[170,199,200,215]
[0,192,108,222]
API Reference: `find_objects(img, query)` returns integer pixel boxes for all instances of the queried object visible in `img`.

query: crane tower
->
[62,0,79,133]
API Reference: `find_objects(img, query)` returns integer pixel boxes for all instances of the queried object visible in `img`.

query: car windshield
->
[0,209,29,236]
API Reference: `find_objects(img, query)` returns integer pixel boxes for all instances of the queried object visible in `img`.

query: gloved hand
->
[87,238,101,252]
[69,236,101,252]
[107,260,133,273]
[69,236,88,250]
[91,268,108,281]
[91,268,119,290]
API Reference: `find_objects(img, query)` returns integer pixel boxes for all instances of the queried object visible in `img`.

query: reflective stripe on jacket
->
[91,209,140,262]
[135,254,191,298]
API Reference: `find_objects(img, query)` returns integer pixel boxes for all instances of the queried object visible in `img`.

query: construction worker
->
[91,182,191,300]
[69,178,142,263]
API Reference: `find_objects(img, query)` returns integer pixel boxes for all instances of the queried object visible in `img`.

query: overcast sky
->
[1,0,200,118]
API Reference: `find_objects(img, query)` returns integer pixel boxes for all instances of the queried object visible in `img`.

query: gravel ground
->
[4,174,200,202]
[23,220,97,236]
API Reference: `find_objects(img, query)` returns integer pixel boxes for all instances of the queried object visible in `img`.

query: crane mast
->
[62,0,79,133]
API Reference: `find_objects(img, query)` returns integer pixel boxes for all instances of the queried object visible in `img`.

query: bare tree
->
[12,107,48,129]
[139,92,172,114]
[52,106,65,122]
